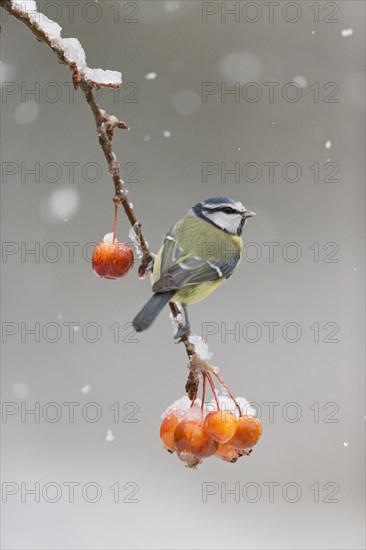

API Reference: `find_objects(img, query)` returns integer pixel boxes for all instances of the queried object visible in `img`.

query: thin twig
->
[112,201,119,244]
[206,372,220,410]
[209,368,242,417]
[80,83,152,276]
[201,373,207,411]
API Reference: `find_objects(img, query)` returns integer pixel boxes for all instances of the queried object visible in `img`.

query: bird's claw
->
[174,325,190,343]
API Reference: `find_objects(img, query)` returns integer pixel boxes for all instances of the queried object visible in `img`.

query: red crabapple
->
[214,443,242,463]
[227,416,263,450]
[160,415,179,453]
[92,242,133,280]
[203,410,237,443]
[174,419,218,459]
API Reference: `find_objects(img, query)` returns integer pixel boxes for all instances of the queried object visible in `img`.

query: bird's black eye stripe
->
[199,205,242,218]
[204,206,240,215]
[222,207,236,214]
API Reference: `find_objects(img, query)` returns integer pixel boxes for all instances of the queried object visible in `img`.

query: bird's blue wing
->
[158,228,185,274]
[152,236,240,293]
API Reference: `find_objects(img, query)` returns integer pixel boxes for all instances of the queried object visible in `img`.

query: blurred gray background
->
[1,1,365,549]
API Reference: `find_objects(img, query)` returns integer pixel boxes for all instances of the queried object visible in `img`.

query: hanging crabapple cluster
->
[159,341,263,468]
[160,391,262,468]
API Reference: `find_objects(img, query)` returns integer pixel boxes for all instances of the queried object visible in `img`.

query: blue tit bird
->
[132,197,255,335]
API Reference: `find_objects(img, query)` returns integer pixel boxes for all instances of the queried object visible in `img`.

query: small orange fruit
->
[92,242,133,280]
[203,410,237,443]
[174,419,218,458]
[177,451,202,469]
[160,415,179,453]
[227,416,263,450]
[214,443,242,463]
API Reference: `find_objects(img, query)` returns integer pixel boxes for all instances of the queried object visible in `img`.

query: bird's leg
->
[182,305,191,333]
[174,305,191,342]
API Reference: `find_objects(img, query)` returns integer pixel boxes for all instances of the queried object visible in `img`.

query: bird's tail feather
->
[132,291,176,332]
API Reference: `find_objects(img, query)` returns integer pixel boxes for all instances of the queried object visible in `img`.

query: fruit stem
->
[112,201,119,243]
[201,373,207,411]
[206,371,220,410]
[209,368,242,417]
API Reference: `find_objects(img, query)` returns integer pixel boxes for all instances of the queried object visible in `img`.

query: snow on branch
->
[9,0,122,88]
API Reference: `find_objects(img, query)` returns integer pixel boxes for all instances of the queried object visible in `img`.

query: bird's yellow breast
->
[173,279,225,306]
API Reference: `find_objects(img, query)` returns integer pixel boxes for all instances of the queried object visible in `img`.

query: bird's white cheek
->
[204,211,242,234]
[204,211,225,227]
[229,215,242,234]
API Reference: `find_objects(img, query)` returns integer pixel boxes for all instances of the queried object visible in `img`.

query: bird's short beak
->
[243,210,256,219]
